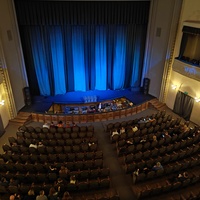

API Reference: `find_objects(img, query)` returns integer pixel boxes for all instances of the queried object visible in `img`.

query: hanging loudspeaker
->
[23,87,32,106]
[143,78,150,95]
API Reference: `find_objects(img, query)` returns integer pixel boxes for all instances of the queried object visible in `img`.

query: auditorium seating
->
[106,111,200,199]
[0,125,116,199]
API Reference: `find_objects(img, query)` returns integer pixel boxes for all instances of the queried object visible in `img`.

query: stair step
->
[9,112,32,126]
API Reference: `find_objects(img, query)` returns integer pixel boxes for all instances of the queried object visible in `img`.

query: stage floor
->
[20,88,155,113]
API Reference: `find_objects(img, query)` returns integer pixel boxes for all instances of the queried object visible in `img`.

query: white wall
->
[166,0,200,125]
[143,0,182,98]
[0,0,28,127]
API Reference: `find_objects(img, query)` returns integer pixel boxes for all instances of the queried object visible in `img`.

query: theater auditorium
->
[0,0,200,199]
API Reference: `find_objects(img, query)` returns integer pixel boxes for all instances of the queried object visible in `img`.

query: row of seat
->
[1,150,103,164]
[16,130,94,140]
[119,133,199,160]
[136,166,200,199]
[124,140,199,174]
[124,140,200,164]
[106,111,180,133]
[2,142,99,156]
[110,118,186,144]
[1,167,110,183]
[0,177,110,195]
[18,125,94,134]
[123,136,200,164]
[9,136,97,146]
[130,152,200,183]
[116,126,195,148]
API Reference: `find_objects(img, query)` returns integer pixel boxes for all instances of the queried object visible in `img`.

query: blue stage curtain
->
[113,26,126,90]
[72,26,87,91]
[15,1,150,96]
[29,27,51,96]
[95,26,107,90]
[49,26,66,95]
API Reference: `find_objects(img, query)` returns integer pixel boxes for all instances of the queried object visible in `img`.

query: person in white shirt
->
[43,123,50,129]
[120,127,125,134]
[111,129,119,137]
[29,143,37,149]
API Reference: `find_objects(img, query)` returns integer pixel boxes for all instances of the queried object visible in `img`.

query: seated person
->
[126,139,133,145]
[152,135,157,142]
[38,141,44,148]
[177,172,189,182]
[70,175,76,184]
[133,169,140,176]
[29,141,38,149]
[59,166,69,175]
[111,129,119,137]
[120,127,126,134]
[149,117,156,122]
[36,190,48,200]
[164,131,171,138]
[140,135,147,143]
[57,121,63,128]
[50,121,55,128]
[168,171,189,183]
[43,122,50,129]
[132,126,138,132]
[152,162,163,171]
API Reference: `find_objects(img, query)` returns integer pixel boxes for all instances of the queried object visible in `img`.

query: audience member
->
[168,171,189,183]
[23,189,36,200]
[9,178,19,187]
[43,122,50,129]
[126,139,133,145]
[131,125,138,132]
[70,175,76,184]
[0,177,9,187]
[9,195,15,200]
[177,172,189,182]
[49,165,57,173]
[50,122,55,128]
[111,129,119,137]
[38,141,44,148]
[152,135,157,141]
[57,121,63,128]
[48,187,59,200]
[152,162,163,171]
[36,190,48,200]
[120,127,126,134]
[164,131,171,138]
[140,135,147,143]
[29,141,38,149]
[59,166,69,175]
[62,191,73,200]
[133,169,140,176]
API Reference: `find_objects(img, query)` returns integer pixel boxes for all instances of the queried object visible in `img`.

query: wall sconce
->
[0,100,5,105]
[171,84,177,90]
[195,97,200,102]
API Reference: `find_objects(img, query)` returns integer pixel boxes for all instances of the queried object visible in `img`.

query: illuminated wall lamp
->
[171,84,177,90]
[195,97,200,103]
[0,100,5,105]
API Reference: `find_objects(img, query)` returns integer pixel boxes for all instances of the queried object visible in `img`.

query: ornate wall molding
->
[173,59,200,81]
[0,38,17,119]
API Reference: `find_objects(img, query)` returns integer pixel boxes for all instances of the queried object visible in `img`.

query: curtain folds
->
[15,1,150,96]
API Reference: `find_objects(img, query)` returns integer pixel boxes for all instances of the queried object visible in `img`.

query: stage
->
[21,88,155,113]
[19,88,155,124]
